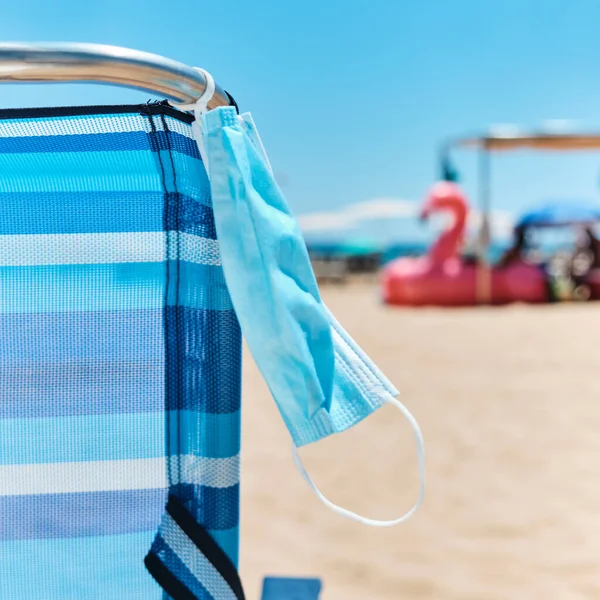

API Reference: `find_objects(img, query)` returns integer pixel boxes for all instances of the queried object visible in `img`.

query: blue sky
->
[3,1,600,242]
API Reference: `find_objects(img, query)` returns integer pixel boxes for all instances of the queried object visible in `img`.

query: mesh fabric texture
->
[0,104,242,600]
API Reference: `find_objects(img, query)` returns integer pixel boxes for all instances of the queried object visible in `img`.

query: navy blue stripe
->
[165,307,241,413]
[0,131,200,158]
[148,535,215,600]
[168,485,240,531]
[0,192,215,237]
[166,194,216,239]
[0,488,166,540]
[149,131,201,160]
[0,485,239,540]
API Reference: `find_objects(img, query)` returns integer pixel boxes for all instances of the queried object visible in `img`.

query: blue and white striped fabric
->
[0,104,242,599]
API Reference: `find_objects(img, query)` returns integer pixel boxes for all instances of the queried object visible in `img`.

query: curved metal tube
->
[0,42,231,107]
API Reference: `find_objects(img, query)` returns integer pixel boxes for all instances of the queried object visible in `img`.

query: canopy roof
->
[451,132,600,152]
[516,199,600,229]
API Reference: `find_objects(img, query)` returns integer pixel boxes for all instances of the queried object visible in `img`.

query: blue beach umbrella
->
[516,199,600,229]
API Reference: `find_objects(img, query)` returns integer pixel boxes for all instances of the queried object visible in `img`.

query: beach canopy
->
[516,199,600,229]
[452,132,600,152]
[440,127,600,302]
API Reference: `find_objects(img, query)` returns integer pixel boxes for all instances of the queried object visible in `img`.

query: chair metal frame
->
[0,42,231,106]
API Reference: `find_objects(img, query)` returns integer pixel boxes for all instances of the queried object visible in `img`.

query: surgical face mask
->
[176,78,425,526]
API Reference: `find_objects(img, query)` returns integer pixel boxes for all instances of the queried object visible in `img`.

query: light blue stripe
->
[0,262,162,313]
[0,149,158,177]
[0,532,162,600]
[0,172,163,194]
[0,261,232,313]
[0,153,205,195]
[170,410,241,460]
[0,410,241,465]
[0,412,164,464]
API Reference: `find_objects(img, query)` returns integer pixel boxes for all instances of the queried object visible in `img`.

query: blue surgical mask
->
[178,89,424,525]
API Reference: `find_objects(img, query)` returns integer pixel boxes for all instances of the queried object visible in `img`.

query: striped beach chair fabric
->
[0,102,244,599]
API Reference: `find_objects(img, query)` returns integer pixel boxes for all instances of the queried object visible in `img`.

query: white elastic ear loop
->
[171,67,215,172]
[291,396,425,527]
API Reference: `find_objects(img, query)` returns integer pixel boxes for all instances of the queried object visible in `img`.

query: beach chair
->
[0,42,319,600]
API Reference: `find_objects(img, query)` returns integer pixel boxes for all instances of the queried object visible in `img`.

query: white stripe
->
[0,113,194,139]
[0,458,166,495]
[161,513,237,600]
[0,455,240,495]
[169,455,240,488]
[0,231,221,267]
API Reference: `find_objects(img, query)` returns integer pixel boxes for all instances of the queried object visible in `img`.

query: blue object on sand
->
[261,577,323,600]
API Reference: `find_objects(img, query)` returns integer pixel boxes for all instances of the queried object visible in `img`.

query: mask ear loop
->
[170,67,215,173]
[291,395,426,527]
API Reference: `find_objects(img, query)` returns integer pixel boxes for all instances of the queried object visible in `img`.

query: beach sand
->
[239,283,600,599]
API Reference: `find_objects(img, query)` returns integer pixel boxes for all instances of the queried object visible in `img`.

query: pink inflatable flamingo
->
[382,181,548,306]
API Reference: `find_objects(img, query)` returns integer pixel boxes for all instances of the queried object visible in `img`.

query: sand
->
[239,284,600,600]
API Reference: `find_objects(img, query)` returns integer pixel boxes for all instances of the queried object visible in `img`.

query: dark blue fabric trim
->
[147,535,215,600]
[0,102,194,123]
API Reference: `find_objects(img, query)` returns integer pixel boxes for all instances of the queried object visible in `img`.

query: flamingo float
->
[382,181,548,306]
